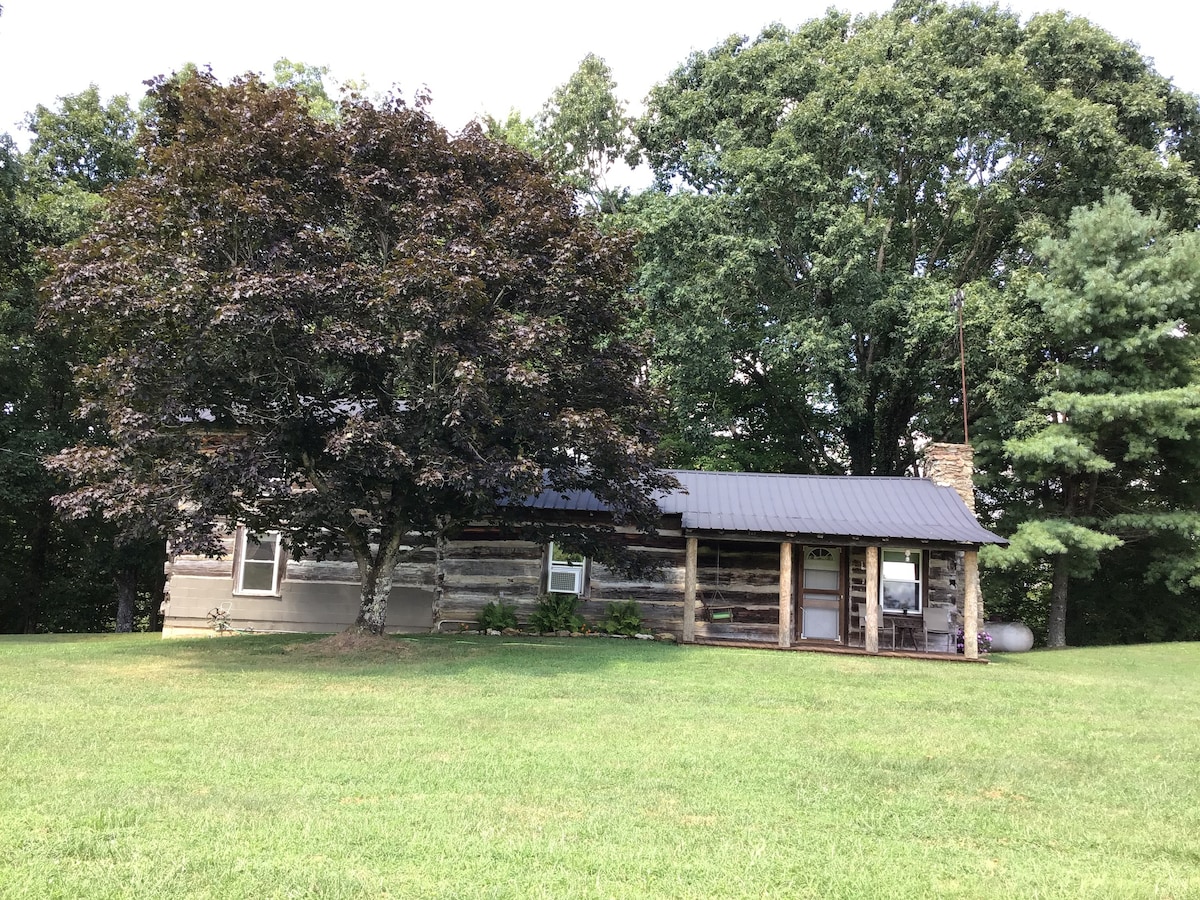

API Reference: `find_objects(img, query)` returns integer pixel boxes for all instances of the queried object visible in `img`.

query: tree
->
[24,85,138,194]
[631,2,1200,476]
[482,109,538,156]
[269,58,372,123]
[45,72,670,635]
[534,54,634,214]
[2,88,163,634]
[981,194,1200,647]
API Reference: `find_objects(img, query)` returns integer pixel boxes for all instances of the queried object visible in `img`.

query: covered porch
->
[679,536,988,660]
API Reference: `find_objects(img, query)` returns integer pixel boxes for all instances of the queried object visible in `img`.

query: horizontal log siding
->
[163,534,437,637]
[163,576,433,636]
[434,535,544,626]
[435,526,691,634]
[167,525,975,644]
[693,540,781,630]
[850,548,867,609]
[586,529,687,633]
[928,549,964,616]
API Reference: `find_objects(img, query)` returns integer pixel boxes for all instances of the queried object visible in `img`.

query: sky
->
[2,0,1198,156]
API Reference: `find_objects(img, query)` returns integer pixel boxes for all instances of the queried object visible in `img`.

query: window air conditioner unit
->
[548,564,583,595]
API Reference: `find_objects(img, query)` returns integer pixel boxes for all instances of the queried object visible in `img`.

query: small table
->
[887,615,922,651]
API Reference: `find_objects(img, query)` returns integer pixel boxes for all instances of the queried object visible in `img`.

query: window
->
[546,542,588,596]
[880,548,922,614]
[235,528,284,596]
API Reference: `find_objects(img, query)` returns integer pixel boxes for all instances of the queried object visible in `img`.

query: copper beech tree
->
[44,73,671,634]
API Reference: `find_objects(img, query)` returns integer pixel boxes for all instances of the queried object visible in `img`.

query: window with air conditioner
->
[547,542,587,596]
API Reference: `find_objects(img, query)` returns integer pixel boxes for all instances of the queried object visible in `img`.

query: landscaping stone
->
[486,629,502,636]
[634,633,654,640]
[655,633,677,643]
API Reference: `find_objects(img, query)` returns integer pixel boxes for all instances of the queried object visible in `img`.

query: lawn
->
[0,634,1197,899]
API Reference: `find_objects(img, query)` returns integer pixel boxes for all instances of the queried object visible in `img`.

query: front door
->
[799,547,842,641]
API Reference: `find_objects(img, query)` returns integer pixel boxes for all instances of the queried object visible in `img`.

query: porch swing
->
[700,542,736,623]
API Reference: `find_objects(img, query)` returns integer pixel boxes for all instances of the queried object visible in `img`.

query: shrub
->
[956,628,993,654]
[477,599,518,631]
[530,593,583,633]
[602,599,644,636]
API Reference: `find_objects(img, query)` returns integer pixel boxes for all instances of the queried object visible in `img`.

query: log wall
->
[162,533,435,637]
[163,523,972,645]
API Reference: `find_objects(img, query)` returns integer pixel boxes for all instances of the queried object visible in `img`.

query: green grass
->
[1,635,1197,899]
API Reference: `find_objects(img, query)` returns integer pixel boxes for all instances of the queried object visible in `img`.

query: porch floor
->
[692,638,989,663]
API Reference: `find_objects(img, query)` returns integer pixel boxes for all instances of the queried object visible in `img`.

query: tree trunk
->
[115,563,138,633]
[1047,554,1070,648]
[354,564,394,635]
[21,498,53,634]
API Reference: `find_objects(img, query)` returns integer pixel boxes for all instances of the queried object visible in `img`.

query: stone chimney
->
[922,442,976,513]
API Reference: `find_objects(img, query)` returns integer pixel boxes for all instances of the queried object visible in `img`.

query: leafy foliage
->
[44,72,671,634]
[530,593,583,633]
[1,88,163,634]
[630,2,1200,475]
[600,599,643,636]
[24,85,138,194]
[982,194,1200,645]
[534,54,634,213]
[476,599,518,632]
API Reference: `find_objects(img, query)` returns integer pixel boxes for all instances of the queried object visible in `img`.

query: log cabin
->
[162,443,1006,658]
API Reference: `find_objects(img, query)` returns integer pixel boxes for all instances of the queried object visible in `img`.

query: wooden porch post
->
[963,549,980,659]
[682,536,698,643]
[779,541,793,647]
[865,546,880,654]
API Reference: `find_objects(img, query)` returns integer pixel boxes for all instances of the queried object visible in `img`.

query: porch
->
[680,536,986,660]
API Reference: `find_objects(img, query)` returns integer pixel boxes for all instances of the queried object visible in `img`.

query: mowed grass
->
[0,635,1197,899]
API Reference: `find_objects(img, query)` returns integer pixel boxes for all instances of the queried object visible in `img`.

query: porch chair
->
[922,606,956,653]
[849,603,894,649]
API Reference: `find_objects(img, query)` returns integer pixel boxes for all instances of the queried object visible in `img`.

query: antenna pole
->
[954,288,969,444]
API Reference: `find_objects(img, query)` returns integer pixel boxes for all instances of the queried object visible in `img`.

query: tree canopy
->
[44,72,670,634]
[982,193,1200,646]
[630,1,1200,476]
[1,86,159,634]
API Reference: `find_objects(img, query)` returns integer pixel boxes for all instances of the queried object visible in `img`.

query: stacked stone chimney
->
[923,442,985,638]
[922,442,976,513]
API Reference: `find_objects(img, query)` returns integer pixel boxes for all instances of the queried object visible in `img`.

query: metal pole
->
[954,289,969,444]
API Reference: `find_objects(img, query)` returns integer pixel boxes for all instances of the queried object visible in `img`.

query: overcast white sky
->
[2,0,1197,157]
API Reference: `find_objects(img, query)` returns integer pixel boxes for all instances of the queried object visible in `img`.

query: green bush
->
[477,599,518,631]
[530,593,583,633]
[601,600,644,636]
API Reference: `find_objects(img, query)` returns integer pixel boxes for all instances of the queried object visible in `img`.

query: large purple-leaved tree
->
[44,72,670,634]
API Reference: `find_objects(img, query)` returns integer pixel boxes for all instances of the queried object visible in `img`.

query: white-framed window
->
[880,548,922,614]
[546,542,587,596]
[234,528,284,596]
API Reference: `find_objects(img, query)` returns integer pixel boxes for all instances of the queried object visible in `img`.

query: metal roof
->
[527,469,1007,546]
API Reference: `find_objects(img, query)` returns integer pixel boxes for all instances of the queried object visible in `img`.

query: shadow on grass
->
[8,631,692,678]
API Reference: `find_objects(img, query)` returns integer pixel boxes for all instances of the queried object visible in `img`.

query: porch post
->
[778,541,793,647]
[682,536,698,643]
[865,546,880,654]
[963,549,980,659]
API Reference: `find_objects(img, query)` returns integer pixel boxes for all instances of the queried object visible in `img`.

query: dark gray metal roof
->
[527,469,1007,546]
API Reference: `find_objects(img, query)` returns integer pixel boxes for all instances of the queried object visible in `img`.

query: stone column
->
[924,442,987,625]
